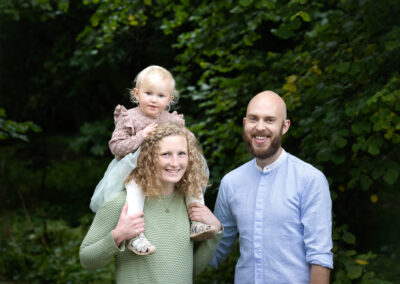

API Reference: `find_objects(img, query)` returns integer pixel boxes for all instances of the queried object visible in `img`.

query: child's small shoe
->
[190,221,218,241]
[126,233,156,255]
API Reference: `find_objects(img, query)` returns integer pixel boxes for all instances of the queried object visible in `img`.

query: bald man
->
[210,91,333,283]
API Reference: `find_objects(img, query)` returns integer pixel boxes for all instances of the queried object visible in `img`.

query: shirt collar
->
[255,149,287,173]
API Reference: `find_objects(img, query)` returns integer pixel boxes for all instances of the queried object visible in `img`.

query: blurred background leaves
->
[1,0,399,282]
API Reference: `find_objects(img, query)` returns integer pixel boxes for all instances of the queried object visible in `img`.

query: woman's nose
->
[169,155,178,166]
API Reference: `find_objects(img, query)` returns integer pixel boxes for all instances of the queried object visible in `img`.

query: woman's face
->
[157,135,189,190]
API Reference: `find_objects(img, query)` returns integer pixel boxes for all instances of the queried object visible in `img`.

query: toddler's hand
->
[143,123,157,138]
[188,202,222,232]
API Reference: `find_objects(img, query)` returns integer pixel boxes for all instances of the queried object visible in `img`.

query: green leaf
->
[335,137,347,148]
[360,174,372,190]
[384,39,400,51]
[239,0,253,7]
[342,232,356,245]
[367,143,380,155]
[383,167,399,185]
[336,62,350,73]
[291,11,311,22]
[346,262,362,279]
[351,121,371,135]
[273,24,295,39]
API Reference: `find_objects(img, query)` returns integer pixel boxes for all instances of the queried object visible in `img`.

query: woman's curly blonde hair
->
[125,122,207,198]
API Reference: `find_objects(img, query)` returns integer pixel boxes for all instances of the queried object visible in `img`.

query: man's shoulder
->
[222,159,255,181]
[286,153,327,180]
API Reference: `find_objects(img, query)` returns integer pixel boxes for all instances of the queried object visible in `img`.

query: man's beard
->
[243,127,283,160]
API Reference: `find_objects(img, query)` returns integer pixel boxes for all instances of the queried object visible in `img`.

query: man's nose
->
[255,120,266,130]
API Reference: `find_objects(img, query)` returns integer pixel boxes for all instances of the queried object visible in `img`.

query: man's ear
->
[282,119,291,135]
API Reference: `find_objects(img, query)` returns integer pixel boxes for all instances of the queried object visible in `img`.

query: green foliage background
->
[1,0,399,283]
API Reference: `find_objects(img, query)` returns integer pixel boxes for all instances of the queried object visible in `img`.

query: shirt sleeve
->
[300,170,333,269]
[209,177,238,269]
[80,196,125,270]
[193,229,223,275]
[109,105,145,159]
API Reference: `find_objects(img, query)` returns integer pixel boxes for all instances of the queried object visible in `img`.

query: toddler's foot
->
[190,221,218,241]
[127,233,156,255]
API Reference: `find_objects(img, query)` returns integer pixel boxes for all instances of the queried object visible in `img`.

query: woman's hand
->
[188,202,222,232]
[112,202,145,246]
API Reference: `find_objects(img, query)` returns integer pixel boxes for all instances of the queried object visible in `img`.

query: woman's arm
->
[80,193,128,270]
[188,203,223,275]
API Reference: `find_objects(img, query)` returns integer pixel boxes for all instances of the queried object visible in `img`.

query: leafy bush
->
[0,212,113,283]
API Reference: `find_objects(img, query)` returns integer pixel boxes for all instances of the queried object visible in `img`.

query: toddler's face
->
[134,74,174,118]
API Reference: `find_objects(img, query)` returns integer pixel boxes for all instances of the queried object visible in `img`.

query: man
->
[210,91,333,283]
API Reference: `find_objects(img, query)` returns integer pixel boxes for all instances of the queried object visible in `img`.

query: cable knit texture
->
[109,105,185,159]
[80,191,222,284]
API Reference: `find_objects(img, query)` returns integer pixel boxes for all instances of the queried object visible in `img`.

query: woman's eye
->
[179,152,187,156]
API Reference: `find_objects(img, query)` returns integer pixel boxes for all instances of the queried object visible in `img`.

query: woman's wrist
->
[112,228,124,247]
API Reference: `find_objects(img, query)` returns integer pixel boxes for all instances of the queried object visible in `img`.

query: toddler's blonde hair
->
[130,65,179,108]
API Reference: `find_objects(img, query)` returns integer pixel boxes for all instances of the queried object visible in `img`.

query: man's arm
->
[310,264,330,284]
[209,178,238,268]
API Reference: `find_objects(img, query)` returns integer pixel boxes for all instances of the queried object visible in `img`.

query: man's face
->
[243,93,289,161]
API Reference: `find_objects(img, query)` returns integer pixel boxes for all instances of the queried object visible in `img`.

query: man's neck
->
[256,147,283,169]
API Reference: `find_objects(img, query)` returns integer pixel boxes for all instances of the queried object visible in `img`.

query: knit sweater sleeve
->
[169,111,185,126]
[193,230,223,275]
[79,193,126,270]
[109,105,145,160]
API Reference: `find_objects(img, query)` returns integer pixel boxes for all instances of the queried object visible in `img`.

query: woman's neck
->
[162,183,175,195]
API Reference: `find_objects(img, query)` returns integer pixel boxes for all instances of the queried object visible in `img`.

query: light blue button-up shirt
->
[210,150,333,283]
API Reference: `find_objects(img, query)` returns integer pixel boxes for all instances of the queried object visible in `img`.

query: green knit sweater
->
[80,191,222,283]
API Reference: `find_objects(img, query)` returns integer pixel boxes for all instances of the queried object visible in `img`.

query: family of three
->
[80,66,333,283]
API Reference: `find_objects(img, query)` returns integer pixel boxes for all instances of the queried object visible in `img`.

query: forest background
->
[1,0,399,283]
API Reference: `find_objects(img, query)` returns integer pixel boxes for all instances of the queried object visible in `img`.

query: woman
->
[80,122,222,283]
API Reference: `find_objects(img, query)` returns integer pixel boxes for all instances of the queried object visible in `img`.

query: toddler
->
[90,65,217,255]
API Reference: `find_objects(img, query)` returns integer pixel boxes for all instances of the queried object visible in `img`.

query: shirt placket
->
[254,173,269,283]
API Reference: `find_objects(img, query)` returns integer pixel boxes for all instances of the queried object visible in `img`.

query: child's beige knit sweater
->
[109,105,184,159]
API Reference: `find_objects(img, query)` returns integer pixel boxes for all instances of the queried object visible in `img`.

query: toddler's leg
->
[125,180,156,255]
[186,192,218,241]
